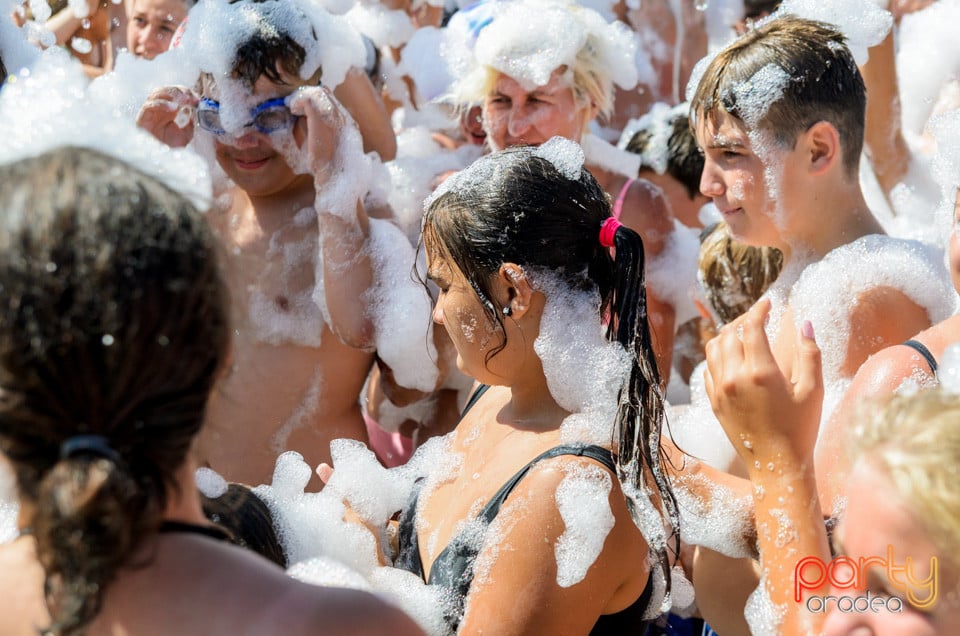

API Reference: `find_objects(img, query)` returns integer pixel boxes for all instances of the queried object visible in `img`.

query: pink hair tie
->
[599,217,622,248]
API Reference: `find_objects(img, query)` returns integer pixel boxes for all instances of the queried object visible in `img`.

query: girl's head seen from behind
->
[0,146,229,635]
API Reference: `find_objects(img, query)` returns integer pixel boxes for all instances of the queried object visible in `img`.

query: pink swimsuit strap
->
[612,177,636,220]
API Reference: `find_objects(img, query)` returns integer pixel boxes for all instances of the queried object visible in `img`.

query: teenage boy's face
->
[695,110,784,249]
[200,72,311,199]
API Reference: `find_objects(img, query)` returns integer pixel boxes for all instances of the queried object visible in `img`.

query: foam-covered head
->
[0,146,229,635]
[181,0,365,90]
[422,138,615,363]
[690,15,865,178]
[452,0,637,121]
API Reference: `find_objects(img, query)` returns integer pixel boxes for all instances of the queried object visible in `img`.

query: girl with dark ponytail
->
[0,146,422,636]
[395,137,679,634]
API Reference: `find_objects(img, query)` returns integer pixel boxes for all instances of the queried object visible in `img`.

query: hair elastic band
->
[59,435,122,464]
[599,217,622,248]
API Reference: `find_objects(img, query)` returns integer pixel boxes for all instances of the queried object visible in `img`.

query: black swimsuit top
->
[395,385,653,635]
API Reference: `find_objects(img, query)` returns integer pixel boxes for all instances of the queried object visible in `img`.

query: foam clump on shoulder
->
[532,136,585,180]
[0,52,211,211]
[532,273,631,442]
[459,0,637,95]
[0,463,18,544]
[774,0,892,65]
[179,0,366,90]
[554,463,614,587]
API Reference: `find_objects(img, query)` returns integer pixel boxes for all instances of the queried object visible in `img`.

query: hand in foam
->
[136,86,198,150]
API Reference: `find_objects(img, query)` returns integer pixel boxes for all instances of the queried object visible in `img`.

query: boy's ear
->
[804,121,841,176]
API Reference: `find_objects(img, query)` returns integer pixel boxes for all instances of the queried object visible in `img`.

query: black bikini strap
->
[460,384,491,418]
[479,444,615,524]
[902,339,938,377]
[159,520,234,543]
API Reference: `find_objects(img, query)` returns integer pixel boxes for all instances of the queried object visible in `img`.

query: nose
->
[138,26,161,55]
[507,105,532,139]
[699,158,725,199]
[231,131,261,149]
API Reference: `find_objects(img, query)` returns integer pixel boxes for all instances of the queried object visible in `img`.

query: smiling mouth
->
[234,157,269,170]
[720,206,743,217]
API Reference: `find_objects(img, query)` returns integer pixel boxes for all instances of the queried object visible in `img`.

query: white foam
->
[177,0,366,91]
[365,218,439,392]
[789,235,955,389]
[532,136,584,180]
[731,63,790,129]
[346,3,414,49]
[0,52,212,212]
[194,467,228,498]
[647,220,701,328]
[744,574,786,636]
[554,463,614,587]
[454,0,638,100]
[672,470,755,558]
[774,0,892,65]
[939,343,960,395]
[0,463,18,544]
[581,133,642,179]
[532,273,630,444]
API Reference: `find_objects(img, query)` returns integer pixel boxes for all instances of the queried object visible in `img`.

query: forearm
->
[333,69,397,161]
[319,203,375,349]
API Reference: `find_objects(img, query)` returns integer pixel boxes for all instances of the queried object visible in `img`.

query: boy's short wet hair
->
[691,16,866,177]
[228,0,319,86]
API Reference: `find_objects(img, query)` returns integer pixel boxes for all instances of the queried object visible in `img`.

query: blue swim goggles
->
[196,97,298,135]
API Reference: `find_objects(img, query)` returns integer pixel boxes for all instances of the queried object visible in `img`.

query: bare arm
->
[703,299,830,635]
[334,68,397,161]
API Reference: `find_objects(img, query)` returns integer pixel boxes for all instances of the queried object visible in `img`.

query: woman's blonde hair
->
[851,389,960,572]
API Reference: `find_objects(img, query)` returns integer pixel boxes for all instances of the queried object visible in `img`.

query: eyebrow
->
[707,136,746,150]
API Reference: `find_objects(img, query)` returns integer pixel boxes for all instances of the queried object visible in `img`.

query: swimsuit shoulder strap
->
[479,444,614,524]
[612,177,636,221]
[902,339,938,377]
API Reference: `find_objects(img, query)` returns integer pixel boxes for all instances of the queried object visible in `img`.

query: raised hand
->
[703,299,824,473]
[137,86,198,149]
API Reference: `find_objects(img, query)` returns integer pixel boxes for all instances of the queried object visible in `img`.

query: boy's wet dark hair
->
[202,483,287,568]
[228,0,320,86]
[691,16,866,177]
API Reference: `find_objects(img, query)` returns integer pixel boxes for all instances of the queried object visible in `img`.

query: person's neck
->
[781,188,883,264]
[162,458,210,527]
[501,373,570,433]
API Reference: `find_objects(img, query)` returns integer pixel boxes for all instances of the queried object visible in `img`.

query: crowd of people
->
[0,0,959,634]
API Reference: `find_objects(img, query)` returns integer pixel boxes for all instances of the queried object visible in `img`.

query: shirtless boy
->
[138,0,415,487]
[688,16,943,633]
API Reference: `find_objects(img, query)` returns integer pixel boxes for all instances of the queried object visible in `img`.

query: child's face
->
[695,110,788,249]
[199,73,311,199]
[126,0,187,60]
